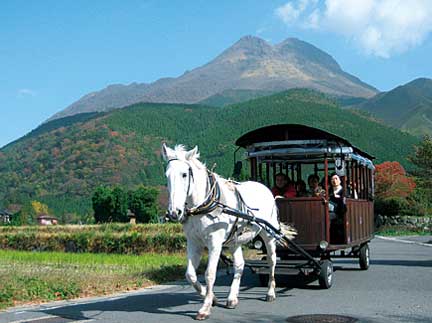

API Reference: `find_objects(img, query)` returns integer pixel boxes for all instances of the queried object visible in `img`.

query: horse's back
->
[236,181,279,226]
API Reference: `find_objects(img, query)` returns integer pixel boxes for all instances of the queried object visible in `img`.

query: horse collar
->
[186,171,221,217]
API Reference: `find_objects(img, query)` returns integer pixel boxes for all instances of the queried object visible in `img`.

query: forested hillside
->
[352,78,432,136]
[0,89,418,217]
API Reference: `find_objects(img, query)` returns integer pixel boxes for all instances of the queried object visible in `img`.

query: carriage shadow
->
[216,269,323,291]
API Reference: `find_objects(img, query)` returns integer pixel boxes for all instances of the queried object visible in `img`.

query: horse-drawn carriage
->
[162,123,375,319]
[234,124,375,288]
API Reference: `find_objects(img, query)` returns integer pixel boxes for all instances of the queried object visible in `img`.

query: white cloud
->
[275,0,318,25]
[18,89,37,97]
[275,0,432,58]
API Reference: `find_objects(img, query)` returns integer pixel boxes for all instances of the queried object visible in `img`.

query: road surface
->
[1,236,431,323]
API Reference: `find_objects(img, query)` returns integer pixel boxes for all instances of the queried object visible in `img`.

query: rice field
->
[0,249,190,310]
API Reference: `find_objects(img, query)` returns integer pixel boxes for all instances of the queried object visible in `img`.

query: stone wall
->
[376,214,431,230]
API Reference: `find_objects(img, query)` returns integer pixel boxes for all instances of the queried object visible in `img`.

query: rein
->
[186,170,221,216]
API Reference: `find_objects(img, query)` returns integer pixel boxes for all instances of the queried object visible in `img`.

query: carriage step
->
[245,259,316,275]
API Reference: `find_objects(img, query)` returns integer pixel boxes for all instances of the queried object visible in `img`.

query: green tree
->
[92,185,129,223]
[128,186,159,223]
[112,186,128,222]
[408,135,432,214]
[92,186,114,223]
[409,135,432,186]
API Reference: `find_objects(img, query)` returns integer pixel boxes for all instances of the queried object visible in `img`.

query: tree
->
[408,135,432,213]
[128,185,159,223]
[375,161,416,200]
[31,200,49,215]
[92,186,114,223]
[408,135,432,188]
[92,185,145,223]
[111,186,128,222]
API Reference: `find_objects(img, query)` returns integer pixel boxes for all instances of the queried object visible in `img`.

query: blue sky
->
[1,0,432,148]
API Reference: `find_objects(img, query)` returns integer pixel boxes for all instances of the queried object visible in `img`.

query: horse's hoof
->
[212,296,218,306]
[265,295,276,302]
[196,313,209,320]
[226,300,238,309]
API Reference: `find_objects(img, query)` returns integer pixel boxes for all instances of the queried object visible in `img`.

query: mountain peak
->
[236,35,269,46]
[276,37,341,72]
[47,35,378,121]
[404,77,432,90]
[215,35,273,61]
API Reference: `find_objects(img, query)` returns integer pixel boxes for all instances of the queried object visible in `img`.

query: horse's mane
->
[174,145,206,170]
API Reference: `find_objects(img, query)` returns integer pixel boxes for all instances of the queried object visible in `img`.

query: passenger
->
[271,173,296,198]
[348,180,359,199]
[296,179,308,197]
[307,174,325,197]
[329,173,347,219]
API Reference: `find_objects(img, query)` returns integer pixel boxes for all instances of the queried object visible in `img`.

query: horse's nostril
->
[177,209,182,216]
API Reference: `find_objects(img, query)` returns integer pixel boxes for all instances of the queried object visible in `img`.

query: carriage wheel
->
[318,260,333,289]
[359,243,370,270]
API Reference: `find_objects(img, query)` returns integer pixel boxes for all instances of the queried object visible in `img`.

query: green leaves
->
[92,185,159,224]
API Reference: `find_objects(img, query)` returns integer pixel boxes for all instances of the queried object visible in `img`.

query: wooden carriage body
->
[235,124,375,257]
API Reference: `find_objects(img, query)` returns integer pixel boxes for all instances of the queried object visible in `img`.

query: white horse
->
[162,144,296,320]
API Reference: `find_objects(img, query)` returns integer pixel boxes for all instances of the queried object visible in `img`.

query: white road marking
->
[376,235,432,247]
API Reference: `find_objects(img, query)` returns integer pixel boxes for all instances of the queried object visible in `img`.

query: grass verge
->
[0,250,190,310]
[376,225,432,236]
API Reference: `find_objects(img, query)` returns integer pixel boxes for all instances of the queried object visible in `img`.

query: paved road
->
[1,236,431,323]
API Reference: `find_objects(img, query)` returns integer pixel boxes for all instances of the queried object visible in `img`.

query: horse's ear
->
[185,145,199,161]
[162,143,175,161]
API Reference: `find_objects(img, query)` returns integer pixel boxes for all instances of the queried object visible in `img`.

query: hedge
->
[0,223,186,254]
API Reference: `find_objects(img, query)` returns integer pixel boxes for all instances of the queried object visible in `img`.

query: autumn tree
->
[375,161,416,199]
[31,200,50,215]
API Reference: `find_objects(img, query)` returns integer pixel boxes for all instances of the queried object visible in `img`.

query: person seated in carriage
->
[307,174,325,197]
[271,173,296,198]
[296,179,308,197]
[329,173,347,220]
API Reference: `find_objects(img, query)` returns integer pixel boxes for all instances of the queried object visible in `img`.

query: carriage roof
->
[235,124,374,168]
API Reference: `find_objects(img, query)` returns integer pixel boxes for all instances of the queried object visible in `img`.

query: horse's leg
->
[226,244,244,309]
[261,233,277,302]
[185,243,206,298]
[196,241,222,320]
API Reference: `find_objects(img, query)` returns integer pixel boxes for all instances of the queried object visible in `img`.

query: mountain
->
[198,89,276,107]
[48,36,378,121]
[0,89,417,218]
[351,78,432,136]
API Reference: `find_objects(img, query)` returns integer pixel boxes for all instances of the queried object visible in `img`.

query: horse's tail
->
[272,202,297,244]
[280,223,297,240]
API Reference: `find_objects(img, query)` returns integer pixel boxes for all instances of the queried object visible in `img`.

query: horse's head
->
[162,144,200,222]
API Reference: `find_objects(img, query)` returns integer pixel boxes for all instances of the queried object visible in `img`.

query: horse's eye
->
[182,173,187,178]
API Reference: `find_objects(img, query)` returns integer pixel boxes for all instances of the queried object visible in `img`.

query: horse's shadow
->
[37,270,301,321]
[40,291,203,321]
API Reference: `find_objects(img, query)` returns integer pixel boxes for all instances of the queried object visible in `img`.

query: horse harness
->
[166,158,257,245]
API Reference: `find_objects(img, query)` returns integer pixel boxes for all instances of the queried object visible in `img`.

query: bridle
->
[166,158,221,220]
[166,158,194,198]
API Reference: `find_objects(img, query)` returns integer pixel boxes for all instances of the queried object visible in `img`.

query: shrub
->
[0,223,185,254]
[92,185,159,223]
[375,197,409,217]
